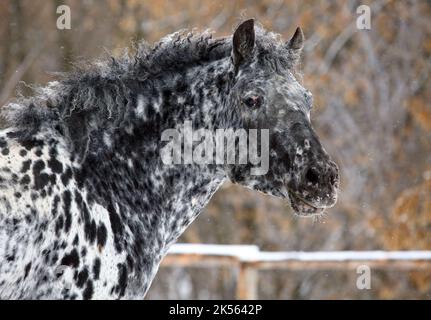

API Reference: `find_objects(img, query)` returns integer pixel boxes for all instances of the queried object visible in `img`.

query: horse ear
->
[287,27,304,53]
[232,19,255,67]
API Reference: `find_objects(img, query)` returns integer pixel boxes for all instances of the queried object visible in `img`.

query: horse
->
[0,19,339,299]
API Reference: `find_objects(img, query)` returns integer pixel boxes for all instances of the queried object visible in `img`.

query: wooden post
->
[236,262,258,300]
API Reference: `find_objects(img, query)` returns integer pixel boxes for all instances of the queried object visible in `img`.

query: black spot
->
[96,224,107,248]
[20,139,44,151]
[33,160,50,190]
[49,146,58,157]
[51,195,60,217]
[51,253,58,265]
[126,255,134,271]
[93,258,101,280]
[82,281,93,300]
[117,264,128,298]
[25,214,33,224]
[88,220,97,244]
[74,170,85,189]
[76,268,89,288]
[30,192,38,201]
[42,249,51,263]
[19,149,27,157]
[48,158,63,174]
[74,190,83,205]
[6,254,15,262]
[73,234,79,246]
[14,192,22,199]
[55,216,64,236]
[35,149,43,157]
[60,249,80,268]
[20,175,31,185]
[1,148,9,156]
[108,203,123,252]
[81,203,92,241]
[24,263,32,279]
[61,167,72,186]
[20,160,32,173]
[6,131,21,139]
[62,190,72,232]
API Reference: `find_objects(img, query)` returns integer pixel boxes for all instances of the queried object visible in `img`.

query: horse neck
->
[77,57,233,269]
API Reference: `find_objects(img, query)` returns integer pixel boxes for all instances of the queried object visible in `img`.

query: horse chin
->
[288,191,326,217]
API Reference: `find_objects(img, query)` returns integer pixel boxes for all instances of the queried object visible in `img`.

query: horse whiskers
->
[312,211,328,224]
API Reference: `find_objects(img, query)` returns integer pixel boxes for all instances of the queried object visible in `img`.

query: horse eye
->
[243,96,263,108]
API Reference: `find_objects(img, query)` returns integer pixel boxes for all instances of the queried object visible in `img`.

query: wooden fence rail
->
[161,244,431,299]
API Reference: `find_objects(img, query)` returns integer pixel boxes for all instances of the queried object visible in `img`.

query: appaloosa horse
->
[0,20,339,299]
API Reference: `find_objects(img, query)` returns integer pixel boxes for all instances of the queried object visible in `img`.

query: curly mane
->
[0,24,295,160]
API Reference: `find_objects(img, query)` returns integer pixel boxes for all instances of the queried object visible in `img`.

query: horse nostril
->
[305,168,319,185]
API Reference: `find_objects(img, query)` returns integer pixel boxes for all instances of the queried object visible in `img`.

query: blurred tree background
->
[0,0,430,299]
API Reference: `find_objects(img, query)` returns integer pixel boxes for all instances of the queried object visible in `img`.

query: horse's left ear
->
[286,27,304,54]
[232,19,255,67]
